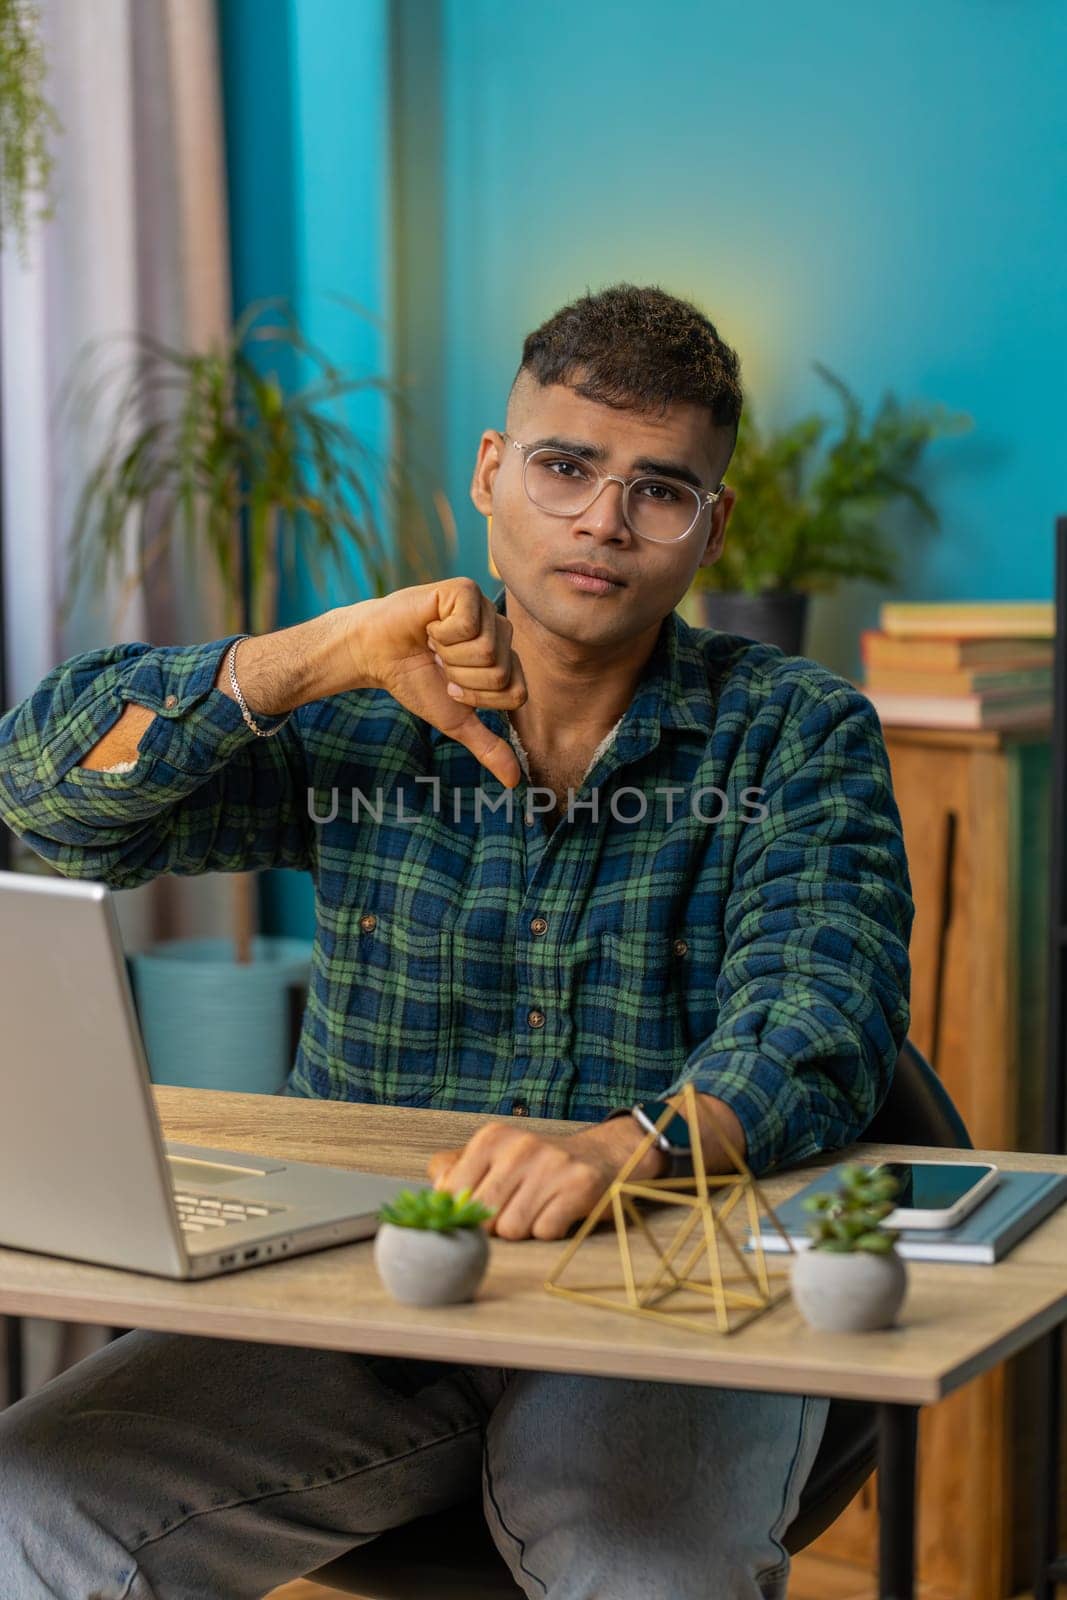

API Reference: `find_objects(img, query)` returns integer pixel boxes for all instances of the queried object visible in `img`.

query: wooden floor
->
[267,1554,1062,1599]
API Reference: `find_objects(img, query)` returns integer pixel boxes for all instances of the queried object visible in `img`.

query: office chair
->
[309,1038,971,1598]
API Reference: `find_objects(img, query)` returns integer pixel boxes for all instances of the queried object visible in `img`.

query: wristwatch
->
[606,1098,695,1181]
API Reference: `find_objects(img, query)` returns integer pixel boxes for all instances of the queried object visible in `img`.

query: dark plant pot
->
[692,590,810,656]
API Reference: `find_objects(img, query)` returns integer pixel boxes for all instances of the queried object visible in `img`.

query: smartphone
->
[879,1160,1000,1229]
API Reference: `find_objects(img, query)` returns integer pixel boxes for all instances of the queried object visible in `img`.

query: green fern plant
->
[62,300,448,638]
[801,1163,901,1255]
[378,1186,494,1232]
[692,365,972,597]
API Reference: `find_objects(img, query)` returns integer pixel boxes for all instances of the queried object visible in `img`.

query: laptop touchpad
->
[167,1155,283,1186]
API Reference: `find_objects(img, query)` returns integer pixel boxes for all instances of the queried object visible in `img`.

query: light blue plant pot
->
[128,936,313,1094]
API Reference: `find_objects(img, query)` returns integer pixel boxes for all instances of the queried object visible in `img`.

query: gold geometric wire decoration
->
[544,1084,797,1335]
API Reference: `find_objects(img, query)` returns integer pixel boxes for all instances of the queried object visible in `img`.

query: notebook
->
[745,1164,1067,1265]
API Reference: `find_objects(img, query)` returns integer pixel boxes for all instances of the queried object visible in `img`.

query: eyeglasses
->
[501,431,725,544]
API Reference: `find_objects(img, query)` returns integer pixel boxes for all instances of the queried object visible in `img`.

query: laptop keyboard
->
[173,1192,284,1233]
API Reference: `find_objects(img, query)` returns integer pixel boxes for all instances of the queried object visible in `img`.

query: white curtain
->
[2,0,232,946]
[1,0,233,1397]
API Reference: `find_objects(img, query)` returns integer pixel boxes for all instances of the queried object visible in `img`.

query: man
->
[0,284,913,1599]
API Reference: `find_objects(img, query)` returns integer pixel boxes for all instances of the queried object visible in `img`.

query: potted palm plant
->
[790,1163,907,1332]
[690,365,972,654]
[62,302,448,1092]
[374,1186,495,1306]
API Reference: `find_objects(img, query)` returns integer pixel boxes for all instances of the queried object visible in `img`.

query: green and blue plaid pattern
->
[0,594,912,1174]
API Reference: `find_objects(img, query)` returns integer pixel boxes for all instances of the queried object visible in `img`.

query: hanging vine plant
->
[0,0,60,253]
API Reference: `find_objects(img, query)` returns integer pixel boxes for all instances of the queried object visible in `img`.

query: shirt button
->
[512,1099,530,1116]
[673,938,689,958]
[164,694,177,709]
[527,1008,546,1029]
[530,916,548,937]
[359,914,377,933]
[526,814,539,829]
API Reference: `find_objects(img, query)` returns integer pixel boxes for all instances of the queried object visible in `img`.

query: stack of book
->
[860,601,1055,730]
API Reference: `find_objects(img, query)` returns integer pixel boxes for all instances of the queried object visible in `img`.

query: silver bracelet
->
[226,636,293,739]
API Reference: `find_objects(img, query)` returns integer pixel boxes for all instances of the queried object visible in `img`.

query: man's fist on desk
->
[426,1093,749,1242]
[426,1117,667,1242]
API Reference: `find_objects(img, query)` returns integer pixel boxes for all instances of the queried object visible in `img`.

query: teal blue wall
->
[219,0,391,617]
[439,0,1065,612]
[220,0,392,939]
[219,0,1066,937]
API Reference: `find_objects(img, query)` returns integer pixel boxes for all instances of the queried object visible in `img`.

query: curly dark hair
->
[514,283,743,452]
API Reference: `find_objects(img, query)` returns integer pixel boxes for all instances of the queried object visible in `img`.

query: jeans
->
[0,1330,829,1599]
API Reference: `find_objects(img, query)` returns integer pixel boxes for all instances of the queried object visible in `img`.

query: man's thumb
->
[447,709,522,791]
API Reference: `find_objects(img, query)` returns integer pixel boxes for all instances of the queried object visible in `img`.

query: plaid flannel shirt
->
[0,593,913,1174]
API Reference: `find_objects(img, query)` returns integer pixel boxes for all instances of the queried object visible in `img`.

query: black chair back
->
[862,1038,972,1151]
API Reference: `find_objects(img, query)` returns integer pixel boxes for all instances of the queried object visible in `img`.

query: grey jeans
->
[0,1330,829,1599]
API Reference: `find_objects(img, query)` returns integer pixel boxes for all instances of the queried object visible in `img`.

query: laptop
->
[0,870,410,1278]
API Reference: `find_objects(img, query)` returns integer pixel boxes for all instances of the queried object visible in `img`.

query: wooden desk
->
[3,1089,1067,1600]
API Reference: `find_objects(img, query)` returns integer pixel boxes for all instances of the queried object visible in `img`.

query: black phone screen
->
[881,1162,995,1211]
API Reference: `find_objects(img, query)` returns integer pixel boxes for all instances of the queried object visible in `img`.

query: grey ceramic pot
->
[374,1223,490,1306]
[790,1245,908,1333]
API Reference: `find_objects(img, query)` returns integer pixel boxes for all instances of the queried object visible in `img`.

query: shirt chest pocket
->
[325,909,454,1107]
[573,930,690,1095]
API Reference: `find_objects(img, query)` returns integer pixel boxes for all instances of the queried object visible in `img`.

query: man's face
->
[469,380,736,651]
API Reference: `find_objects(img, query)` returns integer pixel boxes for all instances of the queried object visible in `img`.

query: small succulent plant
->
[802,1163,901,1255]
[378,1186,494,1233]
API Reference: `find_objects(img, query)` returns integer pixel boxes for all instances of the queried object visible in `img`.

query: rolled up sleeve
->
[0,636,312,886]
